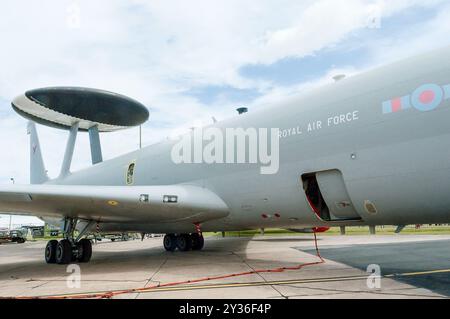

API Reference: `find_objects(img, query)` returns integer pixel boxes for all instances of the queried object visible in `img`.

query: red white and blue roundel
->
[382,83,450,114]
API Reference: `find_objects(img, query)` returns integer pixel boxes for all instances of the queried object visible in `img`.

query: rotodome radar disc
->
[12,87,149,132]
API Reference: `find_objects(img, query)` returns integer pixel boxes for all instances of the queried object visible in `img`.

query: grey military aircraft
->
[1,46,450,264]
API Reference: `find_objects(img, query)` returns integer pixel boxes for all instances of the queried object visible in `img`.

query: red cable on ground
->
[16,233,325,300]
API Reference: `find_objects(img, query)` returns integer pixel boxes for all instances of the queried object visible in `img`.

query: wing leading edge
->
[0,184,229,224]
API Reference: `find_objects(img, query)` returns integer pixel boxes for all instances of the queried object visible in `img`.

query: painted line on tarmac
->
[27,268,450,298]
[137,268,450,293]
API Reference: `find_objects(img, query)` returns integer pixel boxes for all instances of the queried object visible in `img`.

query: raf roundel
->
[410,83,444,112]
[11,87,149,132]
[382,83,450,114]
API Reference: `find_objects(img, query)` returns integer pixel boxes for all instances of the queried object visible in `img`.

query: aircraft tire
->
[77,239,93,263]
[45,240,58,264]
[176,234,192,252]
[56,239,73,265]
[163,234,177,252]
[191,233,204,251]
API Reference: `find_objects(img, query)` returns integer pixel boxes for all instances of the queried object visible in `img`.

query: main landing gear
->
[45,218,94,265]
[163,233,205,252]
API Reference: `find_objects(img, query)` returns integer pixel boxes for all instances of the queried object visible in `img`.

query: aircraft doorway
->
[302,170,362,222]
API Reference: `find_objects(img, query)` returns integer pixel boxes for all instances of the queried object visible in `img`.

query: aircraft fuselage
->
[47,47,450,234]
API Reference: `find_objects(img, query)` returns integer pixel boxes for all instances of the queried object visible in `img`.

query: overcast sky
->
[1,0,450,227]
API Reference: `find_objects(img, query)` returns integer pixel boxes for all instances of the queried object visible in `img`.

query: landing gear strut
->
[45,218,94,265]
[163,233,205,252]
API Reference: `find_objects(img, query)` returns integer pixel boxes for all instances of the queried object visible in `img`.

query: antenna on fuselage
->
[236,107,248,115]
[332,74,346,82]
[12,87,149,178]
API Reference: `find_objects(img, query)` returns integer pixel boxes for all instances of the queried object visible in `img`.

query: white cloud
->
[259,0,373,64]
[368,1,450,64]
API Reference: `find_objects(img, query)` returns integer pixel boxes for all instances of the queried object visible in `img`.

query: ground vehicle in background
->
[0,229,26,244]
[103,233,140,242]
[104,234,123,242]
[0,230,8,243]
[10,230,26,243]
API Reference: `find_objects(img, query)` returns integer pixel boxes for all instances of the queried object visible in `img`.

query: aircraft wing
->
[0,184,229,224]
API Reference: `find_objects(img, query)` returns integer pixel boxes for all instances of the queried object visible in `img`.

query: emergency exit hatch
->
[302,170,362,222]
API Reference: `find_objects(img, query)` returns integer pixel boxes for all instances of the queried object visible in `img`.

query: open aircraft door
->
[302,169,362,222]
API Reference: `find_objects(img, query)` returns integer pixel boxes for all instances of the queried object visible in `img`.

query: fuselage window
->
[126,162,136,185]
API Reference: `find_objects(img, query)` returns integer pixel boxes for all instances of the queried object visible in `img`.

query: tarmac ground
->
[0,234,449,299]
